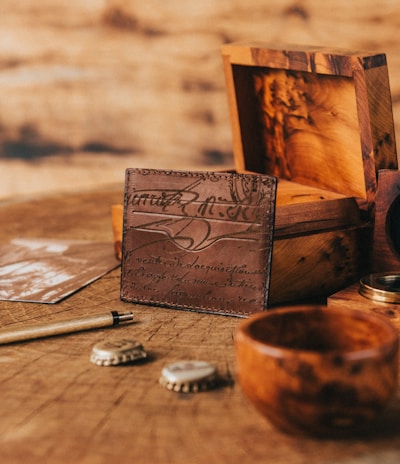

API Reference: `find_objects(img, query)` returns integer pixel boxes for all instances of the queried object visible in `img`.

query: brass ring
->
[359,273,400,304]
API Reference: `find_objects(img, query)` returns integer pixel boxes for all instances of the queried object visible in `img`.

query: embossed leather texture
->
[120,169,277,316]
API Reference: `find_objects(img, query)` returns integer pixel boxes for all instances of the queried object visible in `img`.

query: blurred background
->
[1,0,400,200]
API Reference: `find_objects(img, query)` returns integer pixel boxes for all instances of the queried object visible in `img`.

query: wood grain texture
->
[275,180,362,235]
[222,42,397,211]
[328,283,400,332]
[253,68,367,197]
[221,42,389,304]
[0,187,399,463]
[372,170,400,271]
[269,224,372,304]
[1,1,400,199]
[235,306,399,436]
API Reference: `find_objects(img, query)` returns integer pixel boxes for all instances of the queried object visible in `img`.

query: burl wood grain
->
[222,43,397,211]
[235,306,399,436]
[253,70,365,198]
[269,224,372,305]
[329,283,400,333]
[221,43,392,304]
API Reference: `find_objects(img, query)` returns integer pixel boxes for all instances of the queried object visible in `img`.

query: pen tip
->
[115,311,134,323]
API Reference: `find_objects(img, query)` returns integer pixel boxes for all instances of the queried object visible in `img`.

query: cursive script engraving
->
[126,175,269,223]
[121,169,277,316]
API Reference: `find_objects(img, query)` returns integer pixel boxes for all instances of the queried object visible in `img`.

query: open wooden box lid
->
[221,42,398,218]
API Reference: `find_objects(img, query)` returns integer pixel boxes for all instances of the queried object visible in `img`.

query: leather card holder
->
[120,168,277,316]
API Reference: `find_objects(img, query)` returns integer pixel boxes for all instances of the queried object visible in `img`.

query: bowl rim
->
[236,305,399,361]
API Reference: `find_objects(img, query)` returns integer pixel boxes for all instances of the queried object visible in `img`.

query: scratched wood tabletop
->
[0,186,400,464]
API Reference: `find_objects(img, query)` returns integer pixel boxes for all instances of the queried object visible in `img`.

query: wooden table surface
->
[1,186,400,464]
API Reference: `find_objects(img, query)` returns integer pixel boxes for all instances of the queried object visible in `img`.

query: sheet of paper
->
[0,238,119,303]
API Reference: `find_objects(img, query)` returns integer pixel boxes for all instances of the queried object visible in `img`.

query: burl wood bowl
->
[235,305,399,436]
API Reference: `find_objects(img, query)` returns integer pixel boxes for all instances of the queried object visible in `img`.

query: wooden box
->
[221,42,398,305]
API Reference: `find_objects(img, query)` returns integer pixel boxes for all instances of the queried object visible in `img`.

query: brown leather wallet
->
[120,168,277,316]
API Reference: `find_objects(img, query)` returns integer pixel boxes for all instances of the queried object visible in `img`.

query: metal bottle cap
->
[90,338,147,366]
[159,360,218,393]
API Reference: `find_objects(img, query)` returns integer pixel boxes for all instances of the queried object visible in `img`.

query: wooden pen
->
[0,311,134,345]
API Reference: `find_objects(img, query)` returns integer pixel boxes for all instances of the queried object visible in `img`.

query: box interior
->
[232,65,367,202]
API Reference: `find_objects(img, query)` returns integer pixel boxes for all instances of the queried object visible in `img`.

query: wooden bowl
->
[235,305,399,436]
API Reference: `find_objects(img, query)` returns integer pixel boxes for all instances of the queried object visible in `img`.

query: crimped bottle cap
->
[90,338,147,366]
[159,360,218,393]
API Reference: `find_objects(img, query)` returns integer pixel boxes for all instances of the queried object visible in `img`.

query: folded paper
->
[0,238,119,303]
